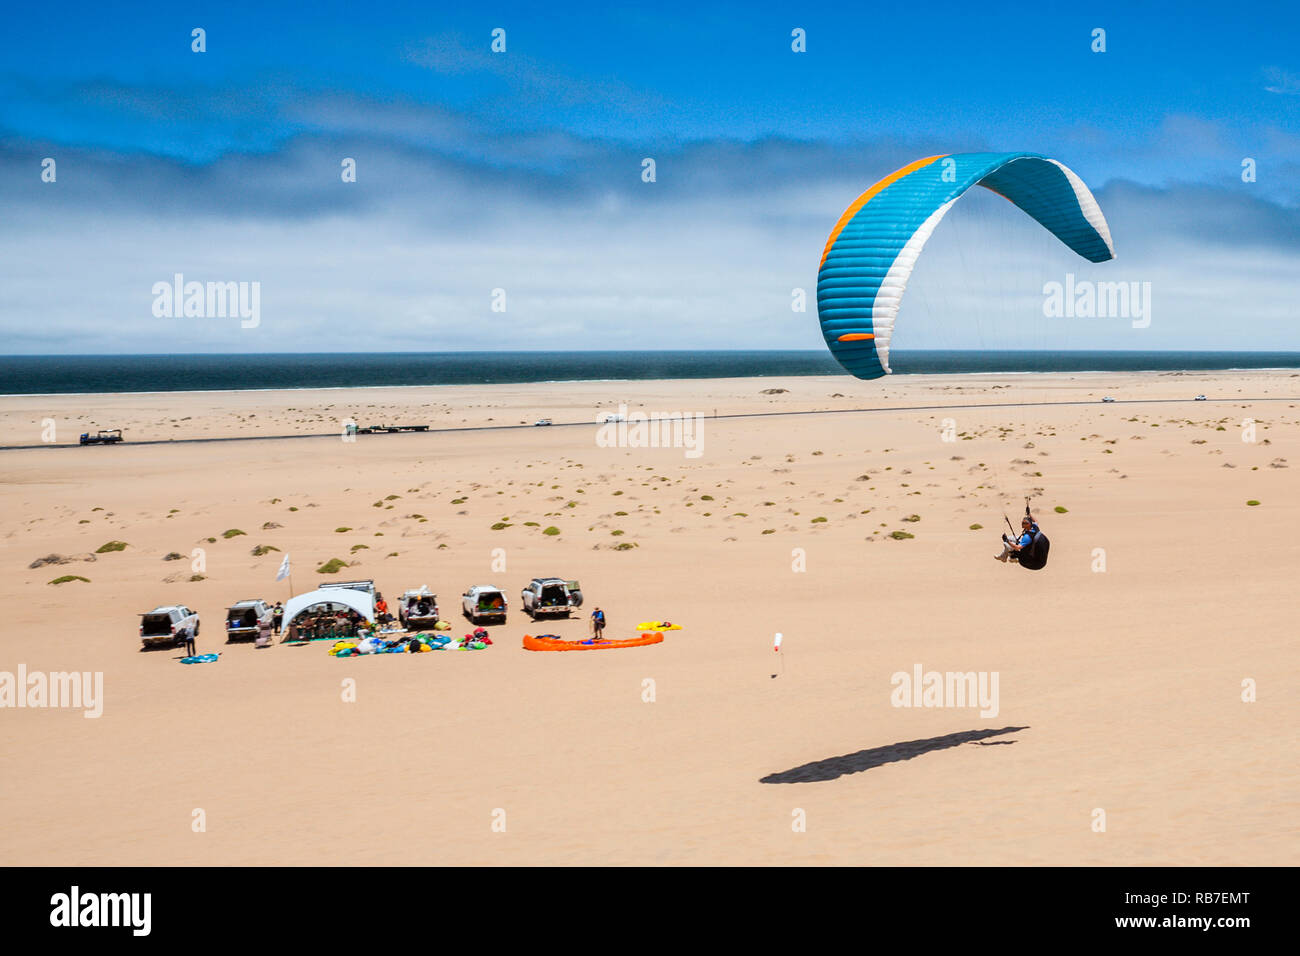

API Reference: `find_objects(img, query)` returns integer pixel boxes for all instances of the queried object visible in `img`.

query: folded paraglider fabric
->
[180,653,220,664]
[523,632,664,651]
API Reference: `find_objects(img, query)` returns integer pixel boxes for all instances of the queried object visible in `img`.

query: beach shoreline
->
[2,368,1297,448]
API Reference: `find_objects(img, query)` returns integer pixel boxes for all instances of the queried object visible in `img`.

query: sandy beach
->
[1,370,1296,866]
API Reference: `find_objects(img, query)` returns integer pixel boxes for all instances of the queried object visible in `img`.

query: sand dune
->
[0,371,1296,865]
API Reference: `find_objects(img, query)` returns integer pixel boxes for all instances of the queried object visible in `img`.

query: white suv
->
[462,586,507,625]
[225,599,273,641]
[521,578,574,619]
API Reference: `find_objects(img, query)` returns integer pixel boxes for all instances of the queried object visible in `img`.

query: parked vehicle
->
[225,599,273,642]
[566,580,584,608]
[462,585,507,625]
[521,577,576,619]
[321,579,375,597]
[140,605,200,648]
[80,429,124,445]
[399,587,439,630]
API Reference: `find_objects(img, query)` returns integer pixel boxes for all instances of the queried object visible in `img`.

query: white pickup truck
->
[140,605,200,649]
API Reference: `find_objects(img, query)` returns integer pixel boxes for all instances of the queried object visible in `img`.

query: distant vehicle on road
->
[534,419,553,426]
[1101,397,1116,403]
[356,424,429,434]
[1194,395,1207,401]
[80,429,123,445]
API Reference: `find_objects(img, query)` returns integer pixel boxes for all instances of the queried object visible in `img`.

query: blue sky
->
[1,0,1297,353]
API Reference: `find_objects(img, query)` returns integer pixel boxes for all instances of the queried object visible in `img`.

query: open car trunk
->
[532,584,571,616]
[227,608,258,636]
[404,601,439,629]
[141,614,176,638]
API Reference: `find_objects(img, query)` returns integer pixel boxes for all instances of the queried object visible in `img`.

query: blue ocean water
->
[2,351,1299,395]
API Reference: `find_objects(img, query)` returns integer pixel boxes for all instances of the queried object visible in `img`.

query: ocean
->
[2,351,1299,396]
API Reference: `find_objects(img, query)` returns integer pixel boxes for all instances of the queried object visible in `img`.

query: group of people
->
[288,606,365,642]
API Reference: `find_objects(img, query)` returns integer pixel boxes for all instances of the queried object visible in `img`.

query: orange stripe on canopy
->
[818,155,946,269]
[836,333,875,341]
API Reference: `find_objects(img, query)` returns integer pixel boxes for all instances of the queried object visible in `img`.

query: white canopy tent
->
[283,588,375,628]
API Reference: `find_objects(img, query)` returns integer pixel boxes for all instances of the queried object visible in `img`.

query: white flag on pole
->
[276,554,291,582]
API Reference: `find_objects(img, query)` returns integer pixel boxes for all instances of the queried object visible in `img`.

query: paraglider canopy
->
[817,152,1115,380]
[283,588,375,627]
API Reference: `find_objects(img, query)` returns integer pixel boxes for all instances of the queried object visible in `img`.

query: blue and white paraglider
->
[816,152,1116,380]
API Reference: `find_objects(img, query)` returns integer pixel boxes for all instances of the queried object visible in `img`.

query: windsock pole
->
[771,632,785,678]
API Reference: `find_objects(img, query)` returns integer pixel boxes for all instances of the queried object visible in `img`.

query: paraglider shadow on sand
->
[759,726,1028,784]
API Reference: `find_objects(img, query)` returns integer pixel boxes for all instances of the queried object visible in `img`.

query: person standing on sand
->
[591,607,606,639]
[272,602,284,634]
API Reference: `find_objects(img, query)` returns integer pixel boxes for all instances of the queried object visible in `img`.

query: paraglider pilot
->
[996,507,1039,563]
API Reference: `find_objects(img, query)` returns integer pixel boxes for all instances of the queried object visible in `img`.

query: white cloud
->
[1,109,1297,354]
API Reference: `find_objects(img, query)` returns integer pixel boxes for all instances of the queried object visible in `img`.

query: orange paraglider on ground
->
[522,632,664,651]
